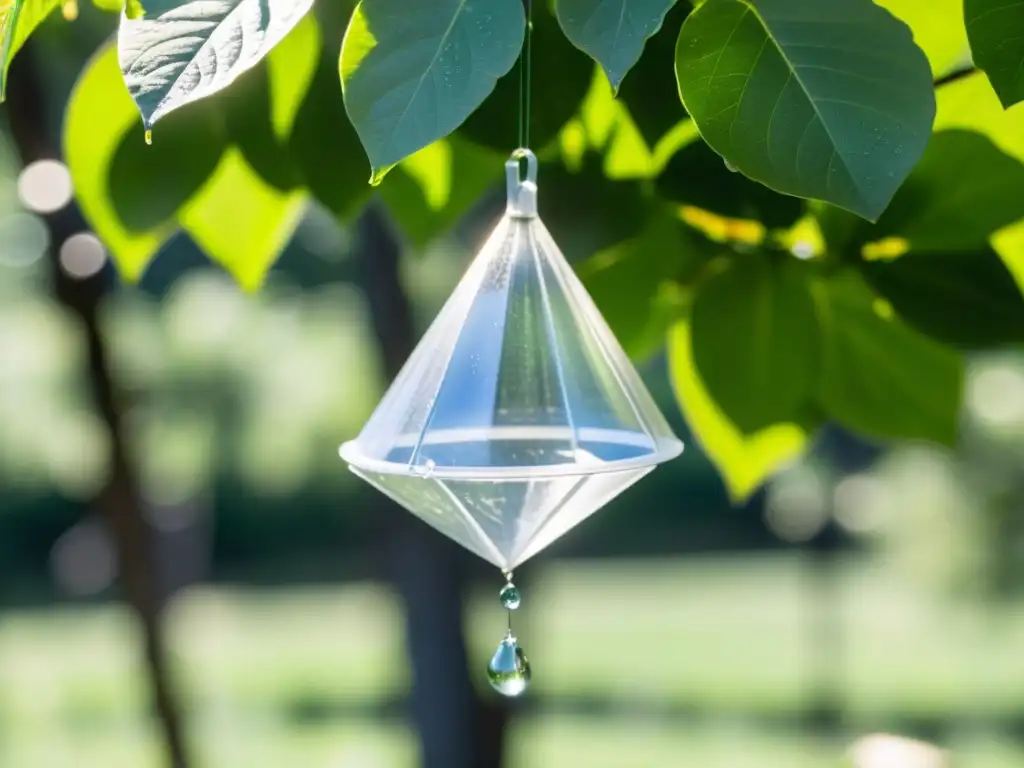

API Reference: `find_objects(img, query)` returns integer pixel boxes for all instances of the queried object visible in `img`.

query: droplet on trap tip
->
[487,632,531,697]
[499,582,521,610]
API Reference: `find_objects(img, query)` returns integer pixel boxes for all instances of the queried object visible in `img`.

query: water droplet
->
[487,632,531,697]
[144,129,153,146]
[724,159,738,173]
[500,583,521,610]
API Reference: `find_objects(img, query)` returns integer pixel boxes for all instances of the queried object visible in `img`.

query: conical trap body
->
[340,151,683,570]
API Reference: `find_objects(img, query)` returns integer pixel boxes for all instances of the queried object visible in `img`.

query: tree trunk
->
[5,44,191,768]
[355,202,509,767]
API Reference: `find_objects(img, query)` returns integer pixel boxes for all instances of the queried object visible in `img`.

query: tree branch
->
[5,43,191,768]
[355,202,509,767]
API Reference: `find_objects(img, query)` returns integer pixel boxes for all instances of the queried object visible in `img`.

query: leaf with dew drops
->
[340,0,525,183]
[117,0,313,131]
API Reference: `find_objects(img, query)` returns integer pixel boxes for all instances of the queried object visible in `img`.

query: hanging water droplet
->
[499,582,521,610]
[724,159,738,172]
[144,129,153,146]
[487,631,531,697]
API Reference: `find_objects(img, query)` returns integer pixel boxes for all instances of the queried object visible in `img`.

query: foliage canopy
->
[5,0,1024,499]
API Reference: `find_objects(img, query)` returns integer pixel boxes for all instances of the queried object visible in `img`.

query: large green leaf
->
[555,0,678,92]
[667,319,812,502]
[64,44,173,281]
[108,99,227,232]
[869,130,1024,253]
[222,14,321,191]
[812,270,963,446]
[340,0,525,182]
[691,253,817,433]
[460,1,592,153]
[965,0,1024,109]
[0,0,61,100]
[578,209,710,360]
[675,0,935,221]
[860,249,1024,350]
[178,149,306,290]
[288,52,370,221]
[615,0,690,147]
[656,137,802,229]
[118,0,313,130]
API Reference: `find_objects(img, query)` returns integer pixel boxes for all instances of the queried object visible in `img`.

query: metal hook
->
[506,148,538,218]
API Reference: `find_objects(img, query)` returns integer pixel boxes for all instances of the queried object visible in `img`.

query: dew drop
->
[144,129,153,146]
[724,159,738,172]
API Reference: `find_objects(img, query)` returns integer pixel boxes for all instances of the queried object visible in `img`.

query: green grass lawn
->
[1,554,1023,766]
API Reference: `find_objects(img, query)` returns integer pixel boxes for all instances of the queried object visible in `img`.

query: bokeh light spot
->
[18,159,73,214]
[59,232,107,279]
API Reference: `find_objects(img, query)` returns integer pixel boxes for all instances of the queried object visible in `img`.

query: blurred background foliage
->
[4,0,1024,766]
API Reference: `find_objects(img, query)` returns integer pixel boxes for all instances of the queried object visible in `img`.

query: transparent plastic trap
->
[340,150,683,570]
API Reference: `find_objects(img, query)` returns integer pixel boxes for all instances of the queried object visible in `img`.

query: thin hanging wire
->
[518,0,534,149]
[504,570,514,635]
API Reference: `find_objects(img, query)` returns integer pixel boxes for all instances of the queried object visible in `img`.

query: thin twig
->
[934,64,979,89]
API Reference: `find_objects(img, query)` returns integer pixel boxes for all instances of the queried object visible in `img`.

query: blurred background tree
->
[3,0,1024,766]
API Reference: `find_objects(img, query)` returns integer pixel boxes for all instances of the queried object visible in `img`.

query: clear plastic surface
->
[340,151,683,569]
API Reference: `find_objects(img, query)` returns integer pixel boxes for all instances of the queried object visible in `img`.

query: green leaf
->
[340,0,525,182]
[932,72,1024,289]
[691,253,817,433]
[118,0,313,129]
[90,0,146,14]
[108,99,226,232]
[965,0,1024,109]
[379,135,503,247]
[812,270,963,446]
[288,51,371,221]
[569,67,666,179]
[178,149,306,290]
[667,319,812,502]
[578,209,710,360]
[656,137,802,229]
[935,70,1024,157]
[555,0,678,92]
[222,14,321,191]
[675,0,935,221]
[615,0,690,147]
[869,130,1024,253]
[460,1,592,153]
[860,249,1024,350]
[64,43,173,281]
[0,0,61,100]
